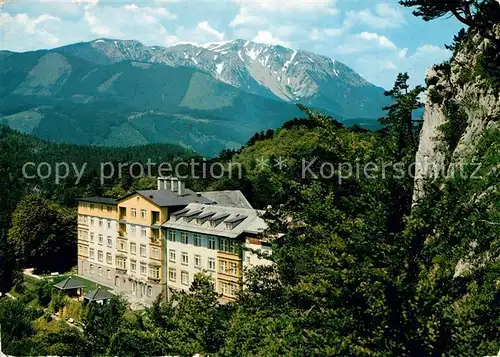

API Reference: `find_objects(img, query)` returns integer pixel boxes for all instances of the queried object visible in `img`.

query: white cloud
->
[123,4,176,21]
[310,27,343,41]
[0,12,62,50]
[229,6,267,27]
[197,21,224,41]
[357,31,397,50]
[398,48,408,58]
[324,28,343,37]
[174,21,225,44]
[237,0,337,12]
[253,30,291,47]
[345,3,406,29]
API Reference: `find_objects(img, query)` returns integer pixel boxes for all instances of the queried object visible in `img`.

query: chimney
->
[157,176,173,191]
[171,177,179,192]
[178,180,185,196]
[157,177,164,190]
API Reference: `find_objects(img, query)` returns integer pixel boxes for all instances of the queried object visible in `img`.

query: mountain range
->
[0,38,389,156]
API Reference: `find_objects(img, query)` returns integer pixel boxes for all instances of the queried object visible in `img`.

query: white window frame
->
[181,271,189,286]
[194,234,202,247]
[208,258,216,271]
[140,244,147,257]
[194,254,202,268]
[141,209,147,219]
[181,252,188,265]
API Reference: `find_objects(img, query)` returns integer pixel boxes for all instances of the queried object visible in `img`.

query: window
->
[149,266,160,280]
[107,220,111,229]
[151,247,160,259]
[90,204,95,210]
[131,261,136,273]
[195,255,202,268]
[89,248,95,260]
[130,242,136,254]
[106,253,112,264]
[98,267,102,276]
[115,276,120,286]
[118,240,126,252]
[107,269,111,279]
[141,228,147,237]
[131,225,137,236]
[147,286,153,297]
[230,283,238,297]
[219,281,237,297]
[107,206,112,213]
[168,230,176,242]
[181,252,188,265]
[140,262,147,275]
[99,219,103,227]
[98,234,103,245]
[169,250,176,262]
[107,236,112,247]
[229,240,238,254]
[141,209,147,219]
[90,264,94,274]
[208,258,216,271]
[100,205,104,211]
[131,208,137,217]
[116,257,127,270]
[181,232,188,244]
[219,238,228,252]
[208,237,216,250]
[194,234,202,247]
[90,218,95,226]
[140,244,147,257]
[229,262,238,276]
[132,281,137,294]
[169,269,176,282]
[90,233,95,242]
[181,271,189,285]
[219,260,227,274]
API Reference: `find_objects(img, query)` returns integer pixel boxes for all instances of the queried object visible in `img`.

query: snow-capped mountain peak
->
[55,38,387,118]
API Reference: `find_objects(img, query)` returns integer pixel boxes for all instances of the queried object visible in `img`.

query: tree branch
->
[450,7,473,26]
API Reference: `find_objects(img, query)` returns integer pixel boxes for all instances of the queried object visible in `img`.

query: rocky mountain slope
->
[414,24,500,199]
[55,38,389,119]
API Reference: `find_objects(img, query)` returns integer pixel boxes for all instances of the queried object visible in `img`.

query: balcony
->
[149,235,161,245]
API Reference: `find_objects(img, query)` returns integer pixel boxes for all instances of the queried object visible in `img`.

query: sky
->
[0,0,465,89]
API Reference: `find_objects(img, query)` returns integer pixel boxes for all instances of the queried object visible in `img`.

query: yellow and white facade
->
[77,177,271,305]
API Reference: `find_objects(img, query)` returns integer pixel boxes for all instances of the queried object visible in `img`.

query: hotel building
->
[77,177,271,306]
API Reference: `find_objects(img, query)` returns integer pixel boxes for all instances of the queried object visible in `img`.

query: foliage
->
[399,0,500,27]
[7,194,76,273]
[439,100,469,154]
[379,73,425,158]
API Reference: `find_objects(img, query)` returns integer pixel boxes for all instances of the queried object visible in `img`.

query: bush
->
[440,100,469,154]
[37,280,54,307]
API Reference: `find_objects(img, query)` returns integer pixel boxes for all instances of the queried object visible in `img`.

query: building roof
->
[53,276,86,290]
[77,197,117,205]
[198,190,253,209]
[119,189,214,207]
[164,203,267,238]
[84,287,114,302]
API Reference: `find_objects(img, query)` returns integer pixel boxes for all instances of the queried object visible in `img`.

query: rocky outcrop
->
[414,24,500,201]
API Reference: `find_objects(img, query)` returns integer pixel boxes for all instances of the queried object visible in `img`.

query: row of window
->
[115,257,161,279]
[81,203,115,212]
[168,269,190,285]
[168,250,240,276]
[78,216,114,229]
[87,264,155,297]
[167,230,240,254]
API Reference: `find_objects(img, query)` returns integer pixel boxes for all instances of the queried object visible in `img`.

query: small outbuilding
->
[53,276,85,298]
[83,287,113,304]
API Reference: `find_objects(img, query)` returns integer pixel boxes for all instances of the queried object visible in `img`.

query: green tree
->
[7,195,76,273]
[399,0,499,27]
[82,296,127,355]
[379,73,424,159]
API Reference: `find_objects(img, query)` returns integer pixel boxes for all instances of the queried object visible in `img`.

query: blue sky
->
[0,0,464,89]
